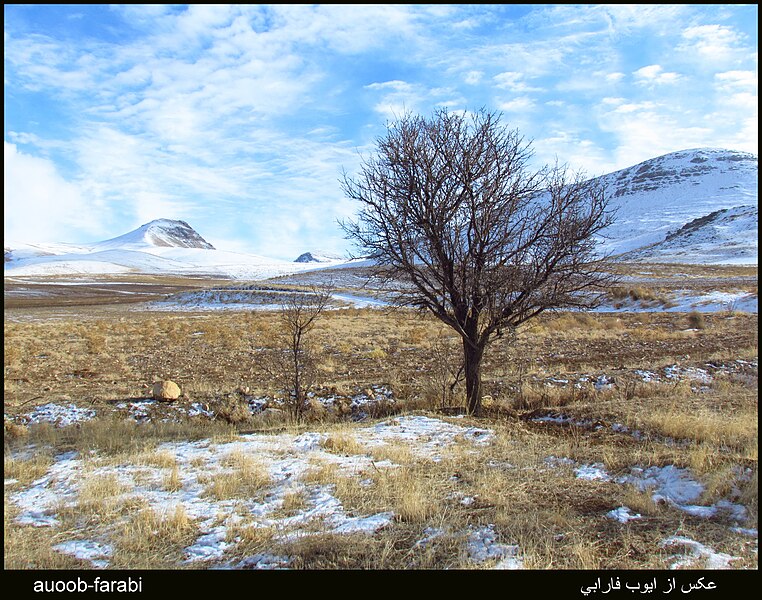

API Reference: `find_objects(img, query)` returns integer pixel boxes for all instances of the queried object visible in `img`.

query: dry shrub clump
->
[4,453,54,486]
[111,505,198,568]
[205,450,272,500]
[163,465,184,492]
[686,311,706,329]
[321,433,365,456]
[211,394,253,425]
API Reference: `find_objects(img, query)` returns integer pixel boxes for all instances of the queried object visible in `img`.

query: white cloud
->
[714,70,758,90]
[633,65,681,85]
[598,4,689,32]
[534,131,614,176]
[365,81,430,119]
[497,96,535,113]
[493,71,543,93]
[679,24,746,64]
[4,142,102,243]
[608,100,658,114]
[464,71,483,85]
[6,131,44,146]
[235,4,422,55]
[596,102,716,169]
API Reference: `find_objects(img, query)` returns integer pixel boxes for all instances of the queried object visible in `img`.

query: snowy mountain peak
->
[98,219,216,250]
[3,149,757,277]
[294,251,343,263]
[598,148,757,200]
[594,148,757,263]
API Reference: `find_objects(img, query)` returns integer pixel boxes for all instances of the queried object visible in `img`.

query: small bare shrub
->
[687,311,706,330]
[212,394,252,424]
[263,286,333,422]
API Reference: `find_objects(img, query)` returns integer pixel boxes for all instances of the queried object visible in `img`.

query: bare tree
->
[341,108,616,415]
[269,285,332,422]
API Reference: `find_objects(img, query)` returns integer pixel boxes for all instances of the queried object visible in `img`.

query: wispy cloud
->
[4,142,102,242]
[678,24,748,64]
[4,4,757,256]
[633,65,682,86]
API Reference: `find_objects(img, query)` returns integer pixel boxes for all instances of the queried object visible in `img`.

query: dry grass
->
[163,465,184,492]
[321,432,366,456]
[4,453,54,486]
[280,490,309,515]
[368,441,415,465]
[3,266,758,570]
[111,505,198,568]
[205,451,271,500]
[3,503,87,569]
[77,472,130,513]
[301,459,340,486]
[224,521,276,557]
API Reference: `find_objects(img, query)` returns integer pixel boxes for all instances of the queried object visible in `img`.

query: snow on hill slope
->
[294,251,345,263]
[94,219,216,250]
[4,148,758,278]
[619,204,758,265]
[4,219,339,280]
[595,148,757,264]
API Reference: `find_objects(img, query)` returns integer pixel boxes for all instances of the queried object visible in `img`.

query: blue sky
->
[4,4,758,260]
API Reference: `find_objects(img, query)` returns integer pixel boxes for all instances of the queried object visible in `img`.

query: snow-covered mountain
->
[294,251,345,263]
[619,204,757,264]
[4,148,758,278]
[95,219,215,250]
[595,148,757,263]
[4,219,347,280]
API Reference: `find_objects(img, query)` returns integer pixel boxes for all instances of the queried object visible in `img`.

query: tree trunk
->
[463,339,484,415]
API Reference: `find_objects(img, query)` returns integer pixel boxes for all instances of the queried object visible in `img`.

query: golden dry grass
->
[204,451,271,500]
[3,266,758,570]
[110,505,198,568]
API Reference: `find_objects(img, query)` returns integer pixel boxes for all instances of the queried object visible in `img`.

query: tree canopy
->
[342,108,616,414]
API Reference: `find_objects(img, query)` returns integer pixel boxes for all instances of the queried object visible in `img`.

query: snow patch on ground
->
[363,415,494,461]
[575,464,611,481]
[9,415,494,568]
[52,540,113,569]
[24,403,96,427]
[660,536,740,569]
[607,506,642,523]
[566,462,749,524]
[224,553,291,570]
[467,524,524,569]
[618,465,705,505]
[596,290,757,314]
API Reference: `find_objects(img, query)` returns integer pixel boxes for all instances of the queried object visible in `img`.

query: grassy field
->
[3,264,758,570]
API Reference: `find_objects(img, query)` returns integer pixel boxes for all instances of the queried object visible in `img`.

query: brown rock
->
[152,380,181,401]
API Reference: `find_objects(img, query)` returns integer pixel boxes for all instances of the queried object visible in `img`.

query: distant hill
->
[594,148,757,264]
[4,148,758,278]
[618,205,757,264]
[294,251,344,263]
[4,220,333,280]
[95,219,216,250]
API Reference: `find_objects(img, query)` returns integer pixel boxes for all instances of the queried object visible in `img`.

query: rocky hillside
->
[96,219,216,250]
[595,148,757,263]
